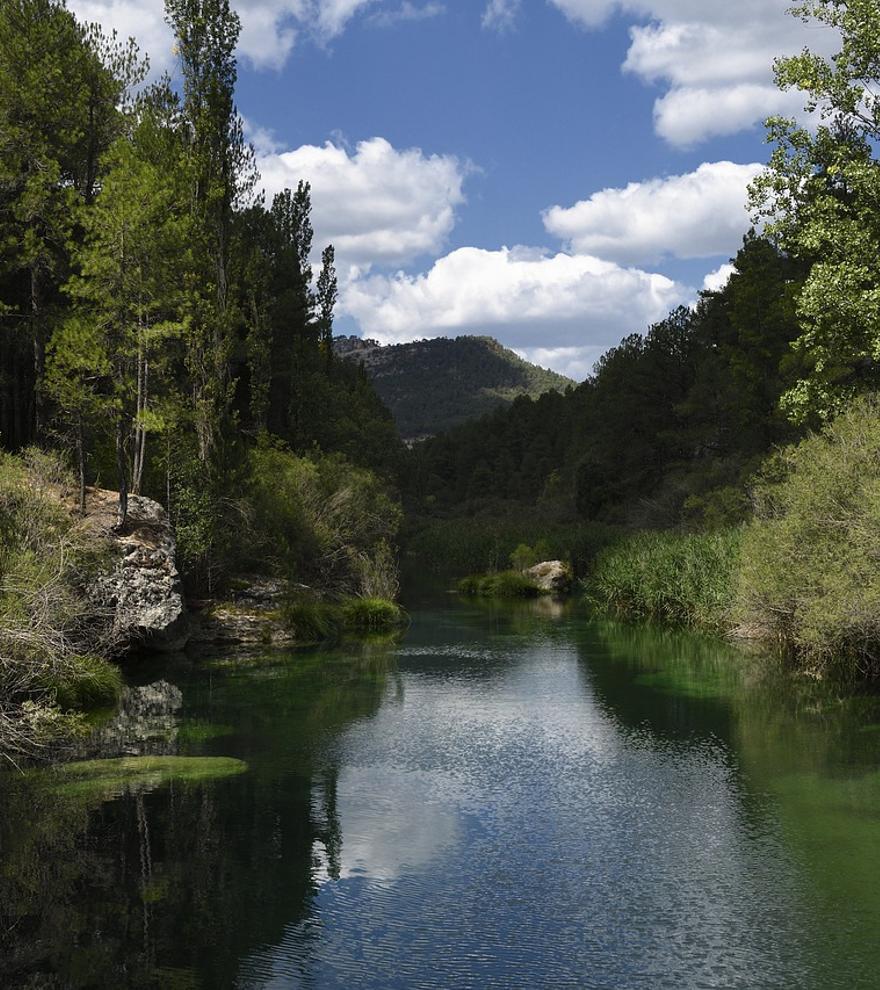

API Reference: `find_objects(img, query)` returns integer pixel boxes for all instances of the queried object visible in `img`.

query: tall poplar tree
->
[165,0,255,464]
[316,244,337,366]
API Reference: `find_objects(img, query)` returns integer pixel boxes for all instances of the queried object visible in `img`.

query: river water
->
[3,592,880,989]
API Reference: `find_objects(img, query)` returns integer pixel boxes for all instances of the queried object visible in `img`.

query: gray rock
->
[189,576,310,646]
[525,560,573,595]
[91,493,190,652]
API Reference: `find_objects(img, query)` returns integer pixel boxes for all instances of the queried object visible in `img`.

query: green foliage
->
[0,451,120,758]
[407,237,805,528]
[40,654,122,710]
[340,597,405,631]
[510,540,551,572]
[282,601,342,643]
[749,0,880,421]
[404,515,616,578]
[240,442,402,596]
[736,396,880,673]
[336,334,573,439]
[587,529,742,631]
[457,571,541,599]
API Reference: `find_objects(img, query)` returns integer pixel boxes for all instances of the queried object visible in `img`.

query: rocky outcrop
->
[525,560,573,595]
[84,489,190,652]
[190,577,302,646]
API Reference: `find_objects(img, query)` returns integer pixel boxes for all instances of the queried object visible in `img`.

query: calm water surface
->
[3,592,880,988]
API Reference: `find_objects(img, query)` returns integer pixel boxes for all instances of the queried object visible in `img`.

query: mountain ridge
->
[334,335,574,439]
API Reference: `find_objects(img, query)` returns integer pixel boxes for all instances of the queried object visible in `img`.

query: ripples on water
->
[2,598,880,989]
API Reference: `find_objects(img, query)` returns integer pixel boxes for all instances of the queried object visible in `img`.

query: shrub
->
[509,540,552,572]
[0,451,120,760]
[586,528,741,630]
[457,570,542,599]
[240,440,402,598]
[735,396,880,674]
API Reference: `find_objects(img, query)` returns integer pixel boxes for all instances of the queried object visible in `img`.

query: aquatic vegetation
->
[585,528,741,631]
[38,755,248,799]
[457,570,542,599]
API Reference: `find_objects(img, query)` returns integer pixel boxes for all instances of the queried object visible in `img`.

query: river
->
[2,591,880,988]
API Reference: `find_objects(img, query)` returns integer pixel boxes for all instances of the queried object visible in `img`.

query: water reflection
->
[2,601,880,988]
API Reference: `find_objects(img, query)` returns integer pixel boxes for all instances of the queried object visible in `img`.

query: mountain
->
[334,335,575,440]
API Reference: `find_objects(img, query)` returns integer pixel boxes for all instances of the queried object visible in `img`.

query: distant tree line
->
[412,1,880,530]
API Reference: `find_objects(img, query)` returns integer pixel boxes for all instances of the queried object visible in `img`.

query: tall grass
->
[586,528,742,631]
[340,598,406,631]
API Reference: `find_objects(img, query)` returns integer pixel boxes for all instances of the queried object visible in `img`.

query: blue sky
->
[71,0,833,378]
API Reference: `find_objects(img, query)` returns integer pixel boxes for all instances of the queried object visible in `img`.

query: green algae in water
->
[177,719,235,743]
[40,755,248,799]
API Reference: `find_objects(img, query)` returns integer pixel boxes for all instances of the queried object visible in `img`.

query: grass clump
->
[586,528,741,631]
[282,601,343,643]
[340,597,406,631]
[735,396,880,676]
[457,570,542,599]
[39,654,122,711]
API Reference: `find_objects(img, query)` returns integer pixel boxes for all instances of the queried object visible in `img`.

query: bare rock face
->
[525,560,573,595]
[87,491,190,652]
[189,577,300,646]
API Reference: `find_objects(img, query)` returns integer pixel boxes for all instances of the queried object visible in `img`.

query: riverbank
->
[0,450,406,764]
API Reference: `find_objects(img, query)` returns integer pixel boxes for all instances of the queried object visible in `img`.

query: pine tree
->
[0,0,140,440]
[57,116,187,524]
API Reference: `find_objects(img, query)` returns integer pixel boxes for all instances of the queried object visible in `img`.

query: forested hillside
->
[334,335,573,439]
[408,233,808,527]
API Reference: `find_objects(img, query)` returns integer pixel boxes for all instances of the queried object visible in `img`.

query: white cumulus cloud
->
[340,245,688,376]
[543,161,762,266]
[702,262,736,293]
[69,0,377,72]
[547,0,838,145]
[257,137,468,270]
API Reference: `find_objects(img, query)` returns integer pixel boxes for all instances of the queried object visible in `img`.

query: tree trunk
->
[30,267,44,440]
[116,415,128,529]
[76,415,86,516]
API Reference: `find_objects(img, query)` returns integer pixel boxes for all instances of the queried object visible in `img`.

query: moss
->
[176,720,235,744]
[39,756,248,799]
[457,570,541,599]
